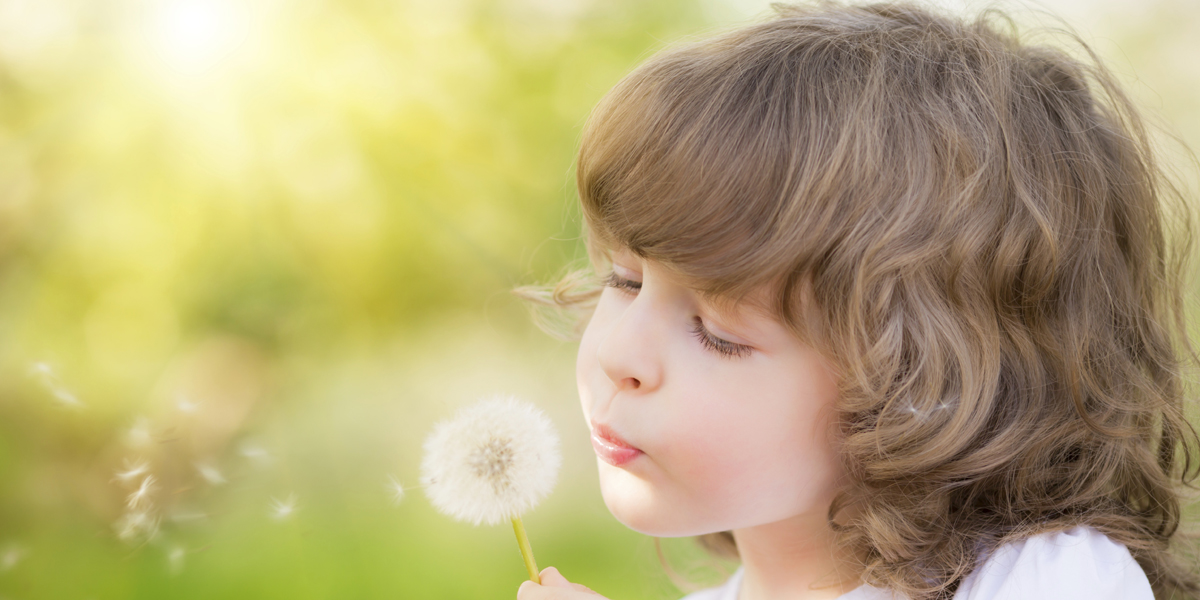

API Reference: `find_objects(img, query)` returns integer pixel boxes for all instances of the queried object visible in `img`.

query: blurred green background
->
[0,0,1196,598]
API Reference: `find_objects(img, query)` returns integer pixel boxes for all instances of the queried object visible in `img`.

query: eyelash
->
[604,271,752,359]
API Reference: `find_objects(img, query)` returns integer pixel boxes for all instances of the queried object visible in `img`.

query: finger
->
[518,579,556,600]
[539,566,572,588]
[517,579,536,599]
[571,582,600,595]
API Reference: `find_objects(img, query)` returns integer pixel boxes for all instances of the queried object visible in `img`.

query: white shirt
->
[678,526,1153,600]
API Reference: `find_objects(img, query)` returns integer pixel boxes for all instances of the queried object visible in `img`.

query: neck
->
[731,510,860,600]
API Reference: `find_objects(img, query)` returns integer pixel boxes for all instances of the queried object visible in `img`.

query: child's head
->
[529,1,1200,597]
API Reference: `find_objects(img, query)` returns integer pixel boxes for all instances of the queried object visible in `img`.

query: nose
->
[595,293,664,393]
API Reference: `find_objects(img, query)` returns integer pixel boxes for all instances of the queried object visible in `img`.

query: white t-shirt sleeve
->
[954,526,1154,600]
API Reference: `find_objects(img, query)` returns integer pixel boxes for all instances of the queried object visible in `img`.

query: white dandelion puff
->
[194,461,226,485]
[420,394,561,583]
[113,458,151,484]
[127,475,157,510]
[420,395,561,526]
[269,493,298,521]
[386,475,406,505]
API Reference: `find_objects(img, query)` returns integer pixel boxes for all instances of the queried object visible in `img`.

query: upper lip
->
[590,420,640,451]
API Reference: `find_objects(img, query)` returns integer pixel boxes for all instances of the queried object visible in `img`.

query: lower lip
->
[591,431,643,467]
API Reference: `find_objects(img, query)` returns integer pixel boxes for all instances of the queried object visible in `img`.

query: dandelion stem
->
[511,514,540,584]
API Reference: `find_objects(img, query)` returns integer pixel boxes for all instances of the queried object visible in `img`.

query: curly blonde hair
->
[518,2,1200,598]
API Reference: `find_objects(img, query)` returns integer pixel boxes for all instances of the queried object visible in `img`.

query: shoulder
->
[955,525,1154,600]
[678,567,744,600]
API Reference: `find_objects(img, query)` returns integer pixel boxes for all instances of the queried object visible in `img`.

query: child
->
[516,2,1200,599]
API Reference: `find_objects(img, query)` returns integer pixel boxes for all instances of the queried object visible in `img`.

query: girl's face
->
[576,249,846,536]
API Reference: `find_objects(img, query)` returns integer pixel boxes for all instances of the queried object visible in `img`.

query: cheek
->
[661,363,842,518]
[575,310,605,414]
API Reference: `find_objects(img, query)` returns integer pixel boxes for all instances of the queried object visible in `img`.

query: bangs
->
[575,36,828,305]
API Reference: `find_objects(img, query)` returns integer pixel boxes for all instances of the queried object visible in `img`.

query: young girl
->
[517,2,1200,599]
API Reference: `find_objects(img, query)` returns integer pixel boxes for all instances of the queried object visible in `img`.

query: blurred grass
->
[0,0,1197,599]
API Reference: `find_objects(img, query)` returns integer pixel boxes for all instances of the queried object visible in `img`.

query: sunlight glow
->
[143,0,253,78]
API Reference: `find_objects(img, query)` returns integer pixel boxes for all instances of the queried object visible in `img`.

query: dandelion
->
[127,475,157,510]
[269,493,298,521]
[386,475,406,505]
[420,394,561,583]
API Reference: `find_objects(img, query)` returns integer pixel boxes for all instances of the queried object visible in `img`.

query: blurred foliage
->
[0,0,1196,599]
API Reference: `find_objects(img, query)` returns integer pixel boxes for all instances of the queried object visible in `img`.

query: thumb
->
[538,566,571,588]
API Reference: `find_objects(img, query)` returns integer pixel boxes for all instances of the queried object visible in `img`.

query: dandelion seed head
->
[420,395,561,526]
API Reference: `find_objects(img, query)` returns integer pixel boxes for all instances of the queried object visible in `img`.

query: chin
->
[597,463,719,537]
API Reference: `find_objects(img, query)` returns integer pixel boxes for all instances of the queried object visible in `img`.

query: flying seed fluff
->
[516,2,1200,598]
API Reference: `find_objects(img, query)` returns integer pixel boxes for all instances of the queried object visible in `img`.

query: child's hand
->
[517,567,607,599]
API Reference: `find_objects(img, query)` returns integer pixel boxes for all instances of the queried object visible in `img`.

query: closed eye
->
[605,271,641,294]
[691,317,752,359]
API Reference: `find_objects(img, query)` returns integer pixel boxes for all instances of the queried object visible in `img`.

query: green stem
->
[511,514,540,584]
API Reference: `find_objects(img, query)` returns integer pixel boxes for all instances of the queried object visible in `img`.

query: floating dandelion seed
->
[127,475,157,510]
[420,394,561,583]
[113,458,151,483]
[176,393,199,415]
[194,461,226,485]
[167,545,186,575]
[168,509,208,523]
[1,543,25,572]
[386,475,406,505]
[126,417,153,448]
[239,443,272,466]
[28,361,84,408]
[114,510,160,542]
[269,493,298,521]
